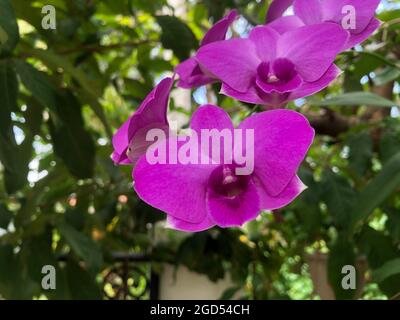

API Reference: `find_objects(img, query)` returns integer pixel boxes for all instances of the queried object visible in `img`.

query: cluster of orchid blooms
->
[112,0,381,232]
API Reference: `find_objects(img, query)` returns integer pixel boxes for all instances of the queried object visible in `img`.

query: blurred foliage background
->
[0,0,400,300]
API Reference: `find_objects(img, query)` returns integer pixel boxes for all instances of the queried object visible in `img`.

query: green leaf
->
[321,170,355,230]
[0,26,8,46]
[327,237,357,300]
[347,132,373,177]
[220,286,241,300]
[0,245,15,297]
[58,222,103,273]
[373,258,400,283]
[20,231,57,284]
[48,90,95,179]
[373,67,400,86]
[379,129,400,164]
[310,92,398,108]
[65,260,102,300]
[0,245,39,299]
[15,60,59,110]
[19,48,112,139]
[0,0,20,53]
[0,61,30,194]
[295,168,322,235]
[156,15,198,61]
[0,203,13,229]
[387,209,400,244]
[20,47,103,98]
[350,152,400,230]
[358,227,400,297]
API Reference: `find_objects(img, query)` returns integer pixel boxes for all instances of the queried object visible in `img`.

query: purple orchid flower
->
[133,105,314,232]
[175,10,238,89]
[266,0,294,23]
[266,0,381,50]
[196,24,348,108]
[111,77,173,166]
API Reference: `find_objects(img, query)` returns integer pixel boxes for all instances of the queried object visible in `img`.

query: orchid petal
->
[266,0,295,23]
[207,173,260,227]
[267,15,305,34]
[254,175,306,210]
[290,64,341,100]
[343,17,381,49]
[277,23,348,82]
[112,77,173,166]
[133,143,218,224]
[201,10,238,46]
[220,83,265,105]
[238,109,314,196]
[249,26,279,62]
[293,0,323,25]
[196,39,260,93]
[322,0,380,34]
[166,215,215,232]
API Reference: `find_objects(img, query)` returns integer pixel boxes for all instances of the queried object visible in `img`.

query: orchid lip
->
[255,58,302,94]
[209,164,251,199]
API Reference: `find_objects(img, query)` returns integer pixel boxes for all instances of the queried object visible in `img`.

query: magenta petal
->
[190,104,234,133]
[133,148,218,224]
[166,215,215,232]
[256,74,302,94]
[277,23,348,82]
[112,118,132,165]
[220,83,265,105]
[266,0,294,23]
[126,123,169,166]
[322,0,380,34]
[238,109,314,196]
[290,64,341,100]
[267,15,305,34]
[293,0,323,25]
[190,105,234,165]
[221,83,289,108]
[254,175,306,210]
[207,175,260,227]
[112,77,173,166]
[249,26,279,62]
[175,11,237,89]
[344,17,381,49]
[175,58,215,89]
[111,151,131,165]
[201,10,238,46]
[196,39,260,93]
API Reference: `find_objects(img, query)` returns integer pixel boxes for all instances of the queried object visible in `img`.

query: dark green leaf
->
[156,15,198,61]
[295,168,322,235]
[59,222,103,273]
[65,260,102,300]
[48,90,95,179]
[0,61,30,193]
[0,203,13,229]
[350,152,400,229]
[358,227,400,297]
[321,170,355,230]
[327,237,356,300]
[380,129,400,164]
[0,245,39,299]
[219,286,241,300]
[0,0,20,53]
[373,258,400,283]
[347,132,373,177]
[15,60,59,110]
[310,92,397,108]
[373,67,400,86]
